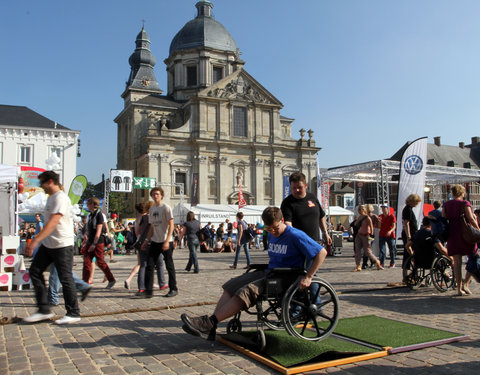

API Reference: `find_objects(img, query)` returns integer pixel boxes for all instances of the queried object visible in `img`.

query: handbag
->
[133,216,150,251]
[460,202,480,244]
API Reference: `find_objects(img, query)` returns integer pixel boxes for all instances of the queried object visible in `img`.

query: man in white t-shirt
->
[24,171,81,325]
[140,187,177,298]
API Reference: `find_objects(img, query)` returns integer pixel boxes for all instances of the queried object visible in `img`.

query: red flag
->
[238,184,247,209]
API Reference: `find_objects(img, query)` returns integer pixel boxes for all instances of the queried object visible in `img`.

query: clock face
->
[141,76,150,87]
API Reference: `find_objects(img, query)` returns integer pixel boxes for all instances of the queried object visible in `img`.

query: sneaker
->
[110,259,116,263]
[165,290,178,297]
[55,315,81,325]
[389,264,396,268]
[159,284,169,290]
[23,312,54,323]
[106,281,116,289]
[229,265,236,270]
[124,280,130,290]
[133,291,152,299]
[49,302,59,306]
[81,286,92,302]
[181,313,216,340]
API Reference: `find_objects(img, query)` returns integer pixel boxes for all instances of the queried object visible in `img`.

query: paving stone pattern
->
[1,243,479,374]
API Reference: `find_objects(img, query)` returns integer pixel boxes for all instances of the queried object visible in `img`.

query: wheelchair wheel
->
[226,318,242,334]
[281,277,339,341]
[431,255,454,292]
[403,255,421,290]
[258,299,284,331]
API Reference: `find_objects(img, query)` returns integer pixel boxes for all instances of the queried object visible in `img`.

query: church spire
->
[126,27,161,92]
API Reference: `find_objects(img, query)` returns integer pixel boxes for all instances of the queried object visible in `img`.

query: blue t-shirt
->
[267,225,323,269]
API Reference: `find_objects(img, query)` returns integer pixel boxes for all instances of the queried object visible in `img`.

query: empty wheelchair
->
[403,250,455,292]
[226,264,339,351]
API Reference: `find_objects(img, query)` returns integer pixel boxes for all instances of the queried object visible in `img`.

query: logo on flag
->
[404,155,423,175]
[238,184,247,209]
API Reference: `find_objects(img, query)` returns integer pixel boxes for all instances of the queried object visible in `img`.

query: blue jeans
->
[233,242,251,268]
[255,234,261,248]
[379,236,396,266]
[186,238,200,272]
[146,241,176,293]
[138,249,166,291]
[29,245,80,316]
[48,265,91,305]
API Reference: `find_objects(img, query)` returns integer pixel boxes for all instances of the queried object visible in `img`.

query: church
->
[114,1,320,213]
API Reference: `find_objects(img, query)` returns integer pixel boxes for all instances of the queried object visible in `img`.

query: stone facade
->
[115,1,320,213]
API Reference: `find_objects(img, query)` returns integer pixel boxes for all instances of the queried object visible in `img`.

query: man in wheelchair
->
[411,216,449,268]
[181,206,327,341]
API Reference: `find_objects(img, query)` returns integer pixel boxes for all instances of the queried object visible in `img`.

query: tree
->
[108,192,129,217]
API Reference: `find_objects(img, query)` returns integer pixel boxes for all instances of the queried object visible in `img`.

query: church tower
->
[165,0,244,101]
[115,1,320,216]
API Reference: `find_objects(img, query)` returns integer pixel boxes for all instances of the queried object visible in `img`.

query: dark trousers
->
[146,241,177,293]
[82,242,115,283]
[29,245,80,317]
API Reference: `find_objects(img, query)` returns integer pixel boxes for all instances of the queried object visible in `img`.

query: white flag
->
[396,137,428,239]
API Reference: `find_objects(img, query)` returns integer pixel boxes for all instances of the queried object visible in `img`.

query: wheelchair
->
[403,250,455,292]
[226,264,339,351]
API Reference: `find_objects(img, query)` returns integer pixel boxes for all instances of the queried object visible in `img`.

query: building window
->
[209,178,217,197]
[175,172,187,195]
[233,106,247,137]
[19,145,32,164]
[212,67,223,83]
[469,182,480,195]
[187,66,197,87]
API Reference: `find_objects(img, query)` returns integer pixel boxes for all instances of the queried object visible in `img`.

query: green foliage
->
[79,182,97,202]
[109,192,129,216]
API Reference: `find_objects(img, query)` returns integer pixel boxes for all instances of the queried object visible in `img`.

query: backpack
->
[246,226,256,240]
[201,226,211,239]
[87,210,107,236]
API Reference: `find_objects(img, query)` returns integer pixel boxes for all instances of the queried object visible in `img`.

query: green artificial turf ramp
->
[222,315,464,368]
[223,330,377,367]
[332,315,460,348]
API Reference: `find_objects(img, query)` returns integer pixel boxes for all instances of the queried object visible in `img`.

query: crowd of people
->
[18,170,479,329]
[348,185,480,297]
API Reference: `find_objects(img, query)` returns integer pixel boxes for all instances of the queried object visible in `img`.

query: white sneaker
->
[55,315,81,325]
[23,312,54,323]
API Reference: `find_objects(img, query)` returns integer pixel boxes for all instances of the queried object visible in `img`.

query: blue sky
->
[2,0,480,183]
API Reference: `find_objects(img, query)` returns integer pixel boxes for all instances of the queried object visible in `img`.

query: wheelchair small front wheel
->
[281,277,339,341]
[431,255,455,292]
[257,329,266,352]
[226,318,242,334]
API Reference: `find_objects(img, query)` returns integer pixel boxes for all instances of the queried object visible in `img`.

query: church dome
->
[169,1,237,55]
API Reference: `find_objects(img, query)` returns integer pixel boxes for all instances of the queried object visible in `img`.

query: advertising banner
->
[282,175,290,199]
[396,137,428,239]
[20,166,46,197]
[191,173,199,206]
[238,184,247,209]
[68,175,87,205]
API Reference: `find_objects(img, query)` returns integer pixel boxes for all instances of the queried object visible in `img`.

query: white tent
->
[173,203,268,226]
[0,164,19,235]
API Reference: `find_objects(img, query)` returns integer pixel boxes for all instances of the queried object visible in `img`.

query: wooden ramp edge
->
[217,336,390,375]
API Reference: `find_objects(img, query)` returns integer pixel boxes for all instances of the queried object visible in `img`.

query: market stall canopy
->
[0,164,18,235]
[0,164,18,185]
[173,203,269,225]
[321,159,480,184]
